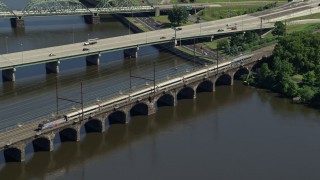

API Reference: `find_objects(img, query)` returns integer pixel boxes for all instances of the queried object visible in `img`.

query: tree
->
[303,71,316,86]
[168,6,189,25]
[299,86,315,102]
[217,38,229,50]
[272,21,286,37]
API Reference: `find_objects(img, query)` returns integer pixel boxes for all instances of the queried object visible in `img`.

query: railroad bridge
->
[0,45,273,163]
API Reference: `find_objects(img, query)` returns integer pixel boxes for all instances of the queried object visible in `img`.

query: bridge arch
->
[157,93,175,107]
[108,110,127,125]
[3,146,24,162]
[216,73,232,86]
[177,86,195,99]
[32,137,52,152]
[234,67,250,80]
[196,80,214,93]
[84,118,104,133]
[130,102,149,116]
[59,127,79,142]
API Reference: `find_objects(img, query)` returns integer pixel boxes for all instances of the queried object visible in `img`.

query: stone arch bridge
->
[0,46,273,162]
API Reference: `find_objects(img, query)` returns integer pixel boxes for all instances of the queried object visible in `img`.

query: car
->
[49,53,55,56]
[160,36,166,39]
[231,26,237,30]
[217,29,224,32]
[83,48,89,51]
[176,27,182,30]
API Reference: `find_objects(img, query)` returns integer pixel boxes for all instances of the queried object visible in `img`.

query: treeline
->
[249,32,320,107]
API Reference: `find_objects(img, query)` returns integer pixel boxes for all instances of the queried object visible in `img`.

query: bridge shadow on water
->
[0,80,258,179]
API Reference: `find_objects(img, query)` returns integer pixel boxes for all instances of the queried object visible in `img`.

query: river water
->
[1,1,320,179]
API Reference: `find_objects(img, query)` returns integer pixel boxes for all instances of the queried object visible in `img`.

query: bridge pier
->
[155,7,160,17]
[2,68,16,82]
[147,101,156,115]
[4,143,26,162]
[10,16,25,28]
[86,54,101,66]
[46,61,60,74]
[124,47,139,58]
[84,14,100,24]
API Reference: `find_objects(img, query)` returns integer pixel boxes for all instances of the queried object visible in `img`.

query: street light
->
[20,43,23,63]
[5,36,8,53]
[72,26,75,43]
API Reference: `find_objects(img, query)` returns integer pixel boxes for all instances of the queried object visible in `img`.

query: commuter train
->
[36,54,253,131]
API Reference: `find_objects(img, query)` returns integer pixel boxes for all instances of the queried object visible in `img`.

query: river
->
[1,1,320,179]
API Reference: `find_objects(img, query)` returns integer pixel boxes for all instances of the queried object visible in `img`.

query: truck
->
[84,38,98,46]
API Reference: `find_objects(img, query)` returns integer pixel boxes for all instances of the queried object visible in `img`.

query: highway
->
[1,1,319,71]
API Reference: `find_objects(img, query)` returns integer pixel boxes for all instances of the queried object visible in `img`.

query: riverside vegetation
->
[247,30,320,107]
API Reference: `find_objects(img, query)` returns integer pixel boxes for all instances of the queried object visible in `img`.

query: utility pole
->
[216,48,219,74]
[193,38,196,70]
[130,62,156,97]
[56,82,84,121]
[260,17,263,39]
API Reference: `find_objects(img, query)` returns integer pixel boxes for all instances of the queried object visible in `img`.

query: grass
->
[291,74,303,82]
[199,5,261,21]
[170,0,285,3]
[286,23,320,33]
[127,17,151,32]
[288,13,320,21]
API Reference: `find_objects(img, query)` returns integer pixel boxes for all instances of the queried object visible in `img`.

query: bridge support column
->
[46,61,60,74]
[2,68,16,82]
[86,53,101,66]
[10,16,25,28]
[84,14,100,24]
[155,7,160,17]
[124,47,139,58]
[148,101,156,115]
[4,144,26,162]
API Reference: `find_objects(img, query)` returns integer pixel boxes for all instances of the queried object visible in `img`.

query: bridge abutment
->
[10,16,25,28]
[4,144,26,162]
[84,14,100,24]
[86,54,101,66]
[46,61,60,74]
[2,68,16,82]
[124,47,139,58]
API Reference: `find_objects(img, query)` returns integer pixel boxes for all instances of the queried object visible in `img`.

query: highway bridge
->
[2,0,320,82]
[0,44,274,163]
[0,13,274,82]
[0,0,209,28]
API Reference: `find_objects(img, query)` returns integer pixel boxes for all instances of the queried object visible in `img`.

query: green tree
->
[272,21,286,37]
[299,86,315,101]
[217,39,229,50]
[168,6,189,25]
[303,71,316,86]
